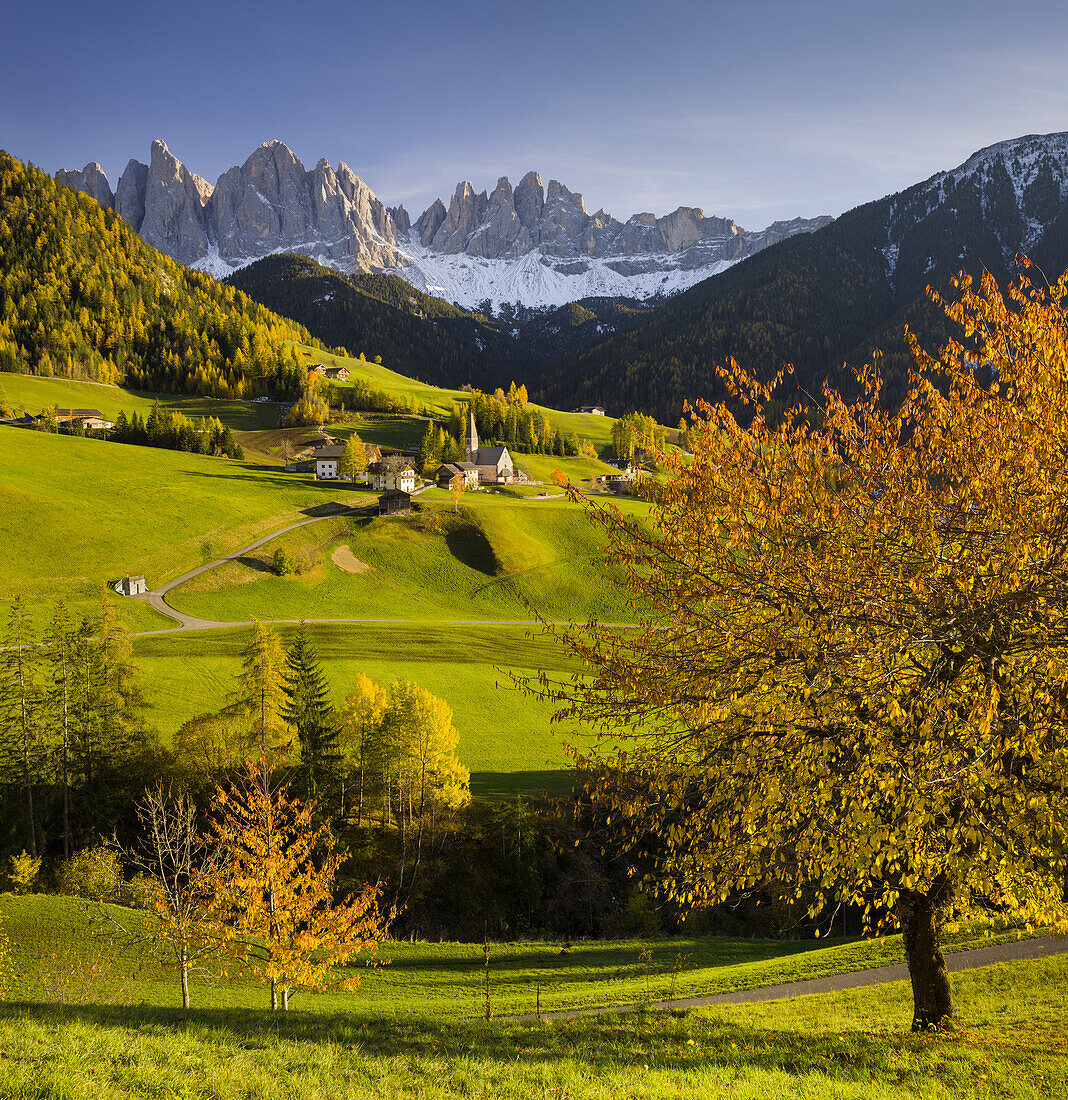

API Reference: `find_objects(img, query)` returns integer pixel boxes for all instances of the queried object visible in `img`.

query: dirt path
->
[518,936,1068,1021]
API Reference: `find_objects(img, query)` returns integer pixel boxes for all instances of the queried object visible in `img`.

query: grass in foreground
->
[0,892,1063,1099]
[0,895,1039,1020]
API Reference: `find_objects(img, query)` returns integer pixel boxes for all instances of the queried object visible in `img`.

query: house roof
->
[370,457,415,473]
[380,489,412,501]
[54,408,106,420]
[315,446,346,459]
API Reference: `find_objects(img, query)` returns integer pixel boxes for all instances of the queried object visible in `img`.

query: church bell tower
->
[465,405,479,464]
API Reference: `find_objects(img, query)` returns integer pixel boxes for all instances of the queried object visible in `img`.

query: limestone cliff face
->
[57,139,405,272]
[54,139,832,305]
[138,140,214,265]
[410,174,829,265]
[55,163,114,211]
[114,159,149,232]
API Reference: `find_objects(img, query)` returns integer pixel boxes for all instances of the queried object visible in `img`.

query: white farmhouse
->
[368,456,416,493]
[314,444,346,480]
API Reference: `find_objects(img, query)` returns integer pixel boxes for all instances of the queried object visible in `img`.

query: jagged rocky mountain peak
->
[56,162,114,211]
[55,139,834,308]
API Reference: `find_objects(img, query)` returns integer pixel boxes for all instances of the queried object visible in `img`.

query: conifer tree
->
[235,618,289,760]
[337,674,389,826]
[1,598,42,858]
[281,624,339,801]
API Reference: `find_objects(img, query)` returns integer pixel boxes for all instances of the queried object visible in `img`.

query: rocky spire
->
[55,162,114,210]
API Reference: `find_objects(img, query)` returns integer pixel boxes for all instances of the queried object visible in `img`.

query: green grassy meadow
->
[133,623,581,797]
[0,428,374,622]
[0,894,1064,1099]
[292,343,621,449]
[168,493,646,627]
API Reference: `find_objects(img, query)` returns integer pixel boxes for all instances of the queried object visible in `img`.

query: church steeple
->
[465,405,479,463]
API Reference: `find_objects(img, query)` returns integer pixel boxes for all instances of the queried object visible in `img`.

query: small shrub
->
[272,547,293,576]
[619,891,661,937]
[58,846,125,903]
[35,934,143,1006]
[6,850,41,894]
[122,873,157,910]
[292,548,322,576]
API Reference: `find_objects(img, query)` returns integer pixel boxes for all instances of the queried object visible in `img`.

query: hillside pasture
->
[0,429,370,623]
[0,372,280,431]
[291,342,620,450]
[167,494,645,627]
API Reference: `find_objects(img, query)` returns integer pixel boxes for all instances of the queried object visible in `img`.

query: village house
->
[368,455,416,493]
[114,575,147,596]
[434,461,480,489]
[314,444,346,480]
[308,364,349,382]
[572,405,606,416]
[55,408,115,432]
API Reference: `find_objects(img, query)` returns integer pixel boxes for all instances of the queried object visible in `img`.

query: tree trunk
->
[898,877,954,1031]
[282,986,289,1011]
[270,977,278,1011]
[180,946,190,1010]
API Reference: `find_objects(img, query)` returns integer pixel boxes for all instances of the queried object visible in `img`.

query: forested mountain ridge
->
[225,255,526,391]
[0,151,318,399]
[225,255,656,390]
[534,132,1068,422]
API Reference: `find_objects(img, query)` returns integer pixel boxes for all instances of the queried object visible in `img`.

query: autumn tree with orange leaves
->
[205,757,388,1010]
[536,265,1068,1031]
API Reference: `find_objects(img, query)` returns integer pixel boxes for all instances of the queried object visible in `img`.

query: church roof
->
[477,446,511,465]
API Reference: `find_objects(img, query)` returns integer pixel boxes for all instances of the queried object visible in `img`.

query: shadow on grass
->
[468,770,575,798]
[0,999,1015,1082]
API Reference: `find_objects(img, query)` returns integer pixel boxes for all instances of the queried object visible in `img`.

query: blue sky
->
[4,0,1068,227]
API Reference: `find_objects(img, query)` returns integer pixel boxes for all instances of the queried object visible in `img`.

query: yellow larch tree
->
[205,757,388,1010]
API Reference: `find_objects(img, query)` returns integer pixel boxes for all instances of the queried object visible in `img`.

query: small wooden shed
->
[379,490,412,516]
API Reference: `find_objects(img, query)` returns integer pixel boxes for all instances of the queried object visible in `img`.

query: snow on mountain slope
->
[390,233,736,310]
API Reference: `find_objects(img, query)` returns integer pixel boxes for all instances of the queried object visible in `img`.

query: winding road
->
[126,494,635,637]
[517,935,1068,1020]
[130,503,374,633]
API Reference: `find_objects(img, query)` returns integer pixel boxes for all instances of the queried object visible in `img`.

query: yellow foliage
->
[205,757,388,1009]
[543,264,1068,939]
